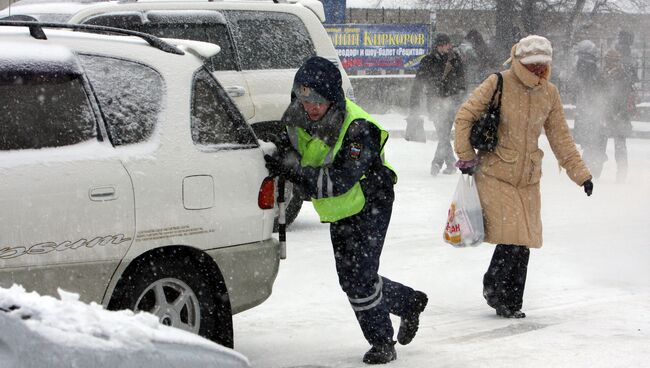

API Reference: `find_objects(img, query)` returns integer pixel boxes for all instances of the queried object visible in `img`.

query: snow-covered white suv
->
[1,0,354,226]
[0,21,280,348]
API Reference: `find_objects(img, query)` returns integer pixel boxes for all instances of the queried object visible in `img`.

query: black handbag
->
[470,72,503,152]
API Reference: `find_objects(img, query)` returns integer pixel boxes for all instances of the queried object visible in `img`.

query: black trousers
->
[483,244,530,311]
[330,192,418,346]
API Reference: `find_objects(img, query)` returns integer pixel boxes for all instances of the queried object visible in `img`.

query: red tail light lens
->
[258,176,275,209]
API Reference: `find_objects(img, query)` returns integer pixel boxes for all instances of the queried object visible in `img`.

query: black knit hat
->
[434,32,451,46]
[293,56,345,110]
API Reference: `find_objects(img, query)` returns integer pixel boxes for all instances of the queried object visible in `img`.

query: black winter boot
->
[496,306,526,319]
[363,341,397,364]
[397,291,428,345]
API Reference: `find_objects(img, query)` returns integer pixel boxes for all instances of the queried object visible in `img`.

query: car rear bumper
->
[206,237,280,314]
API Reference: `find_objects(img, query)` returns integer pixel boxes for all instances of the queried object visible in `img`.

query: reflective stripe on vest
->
[288,98,396,222]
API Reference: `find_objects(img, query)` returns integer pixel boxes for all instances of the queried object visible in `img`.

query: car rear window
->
[225,10,316,70]
[143,22,238,72]
[0,72,96,151]
[78,54,164,146]
[191,68,257,147]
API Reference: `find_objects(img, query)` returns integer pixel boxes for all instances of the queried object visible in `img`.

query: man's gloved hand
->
[582,179,593,196]
[455,158,480,176]
[264,154,301,182]
[264,154,287,177]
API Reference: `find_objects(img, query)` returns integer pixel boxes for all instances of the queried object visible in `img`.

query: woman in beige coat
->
[453,35,593,318]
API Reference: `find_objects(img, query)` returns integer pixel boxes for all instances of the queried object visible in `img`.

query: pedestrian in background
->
[409,32,466,176]
[459,29,498,91]
[615,30,640,88]
[603,49,634,182]
[454,35,593,318]
[264,56,428,365]
[573,39,607,178]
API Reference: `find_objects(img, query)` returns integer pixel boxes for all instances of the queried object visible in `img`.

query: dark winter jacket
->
[573,56,606,144]
[460,41,498,87]
[604,63,633,137]
[410,49,466,109]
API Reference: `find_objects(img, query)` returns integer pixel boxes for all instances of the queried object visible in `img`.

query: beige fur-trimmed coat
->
[454,48,592,248]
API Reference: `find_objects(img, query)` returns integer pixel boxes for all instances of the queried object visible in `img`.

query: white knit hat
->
[515,35,553,64]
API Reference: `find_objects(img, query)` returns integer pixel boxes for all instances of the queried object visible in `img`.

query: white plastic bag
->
[443,175,484,247]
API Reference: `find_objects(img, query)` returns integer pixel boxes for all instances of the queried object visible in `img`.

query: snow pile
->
[0,285,249,368]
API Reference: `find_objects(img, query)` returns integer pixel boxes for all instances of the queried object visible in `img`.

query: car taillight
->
[258,176,275,209]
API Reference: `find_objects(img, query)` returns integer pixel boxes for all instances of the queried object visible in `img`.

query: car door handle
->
[89,186,117,201]
[225,86,246,98]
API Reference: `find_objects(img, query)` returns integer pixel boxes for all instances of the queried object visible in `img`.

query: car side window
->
[83,12,238,72]
[78,54,164,146]
[226,11,316,70]
[0,71,96,151]
[191,68,257,147]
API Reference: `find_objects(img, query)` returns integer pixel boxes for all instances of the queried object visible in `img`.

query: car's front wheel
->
[108,251,233,347]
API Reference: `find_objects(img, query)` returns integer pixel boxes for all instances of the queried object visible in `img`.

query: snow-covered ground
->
[233,113,650,367]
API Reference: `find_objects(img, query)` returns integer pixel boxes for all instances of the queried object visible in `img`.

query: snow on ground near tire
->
[234,113,650,368]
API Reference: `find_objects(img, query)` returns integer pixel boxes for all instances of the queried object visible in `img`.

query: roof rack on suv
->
[0,20,185,55]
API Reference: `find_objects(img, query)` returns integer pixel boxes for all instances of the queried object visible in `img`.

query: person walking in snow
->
[459,29,498,91]
[409,32,466,176]
[264,56,428,364]
[453,35,593,318]
[603,47,635,183]
[572,39,608,178]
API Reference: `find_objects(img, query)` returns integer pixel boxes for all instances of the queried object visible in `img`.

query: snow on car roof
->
[0,285,250,367]
[0,41,82,76]
[0,1,115,20]
[1,285,208,349]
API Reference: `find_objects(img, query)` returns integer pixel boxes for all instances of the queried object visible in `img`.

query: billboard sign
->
[325,24,429,72]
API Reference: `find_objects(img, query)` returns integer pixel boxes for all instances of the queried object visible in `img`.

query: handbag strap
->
[489,72,503,109]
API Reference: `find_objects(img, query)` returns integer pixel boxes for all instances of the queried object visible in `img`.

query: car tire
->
[107,251,233,347]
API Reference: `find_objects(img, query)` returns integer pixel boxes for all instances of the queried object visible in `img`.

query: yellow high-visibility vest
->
[288,99,396,222]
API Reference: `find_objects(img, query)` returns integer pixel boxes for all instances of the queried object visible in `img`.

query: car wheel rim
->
[135,278,201,334]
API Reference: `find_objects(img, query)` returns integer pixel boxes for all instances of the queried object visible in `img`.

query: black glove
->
[582,179,593,196]
[459,166,476,176]
[264,154,301,182]
[264,154,286,177]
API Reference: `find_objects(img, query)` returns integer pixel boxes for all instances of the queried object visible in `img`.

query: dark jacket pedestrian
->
[459,29,498,89]
[409,32,466,176]
[410,33,466,101]
[603,49,634,182]
[573,40,608,178]
[615,30,640,86]
[264,56,428,365]
[454,35,593,318]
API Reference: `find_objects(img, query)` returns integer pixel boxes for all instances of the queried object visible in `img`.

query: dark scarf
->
[282,100,346,147]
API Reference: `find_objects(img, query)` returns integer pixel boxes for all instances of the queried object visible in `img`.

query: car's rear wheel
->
[135,277,201,334]
[108,252,233,347]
